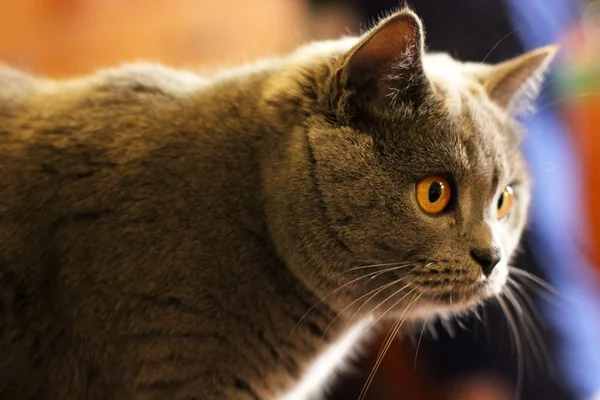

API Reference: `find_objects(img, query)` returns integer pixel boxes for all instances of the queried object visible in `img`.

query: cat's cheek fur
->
[486,261,510,296]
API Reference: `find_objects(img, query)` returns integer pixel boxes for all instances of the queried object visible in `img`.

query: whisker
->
[277,263,413,361]
[368,285,420,330]
[508,267,559,294]
[321,275,409,341]
[507,277,546,327]
[498,295,524,400]
[369,272,385,281]
[472,306,483,323]
[508,278,555,377]
[414,319,427,369]
[483,304,492,346]
[481,26,524,63]
[508,267,569,305]
[455,316,469,332]
[504,285,539,376]
[358,293,423,400]
[358,318,402,400]
[346,280,407,326]
[347,260,419,272]
[441,317,456,339]
[367,284,412,320]
[504,285,524,316]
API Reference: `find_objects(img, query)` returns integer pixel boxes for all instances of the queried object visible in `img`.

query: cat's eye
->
[416,176,451,214]
[497,186,514,220]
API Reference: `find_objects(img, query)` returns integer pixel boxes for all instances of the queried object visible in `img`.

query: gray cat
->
[0,8,555,400]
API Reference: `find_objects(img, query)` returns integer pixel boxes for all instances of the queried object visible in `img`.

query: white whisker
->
[347,260,420,272]
[358,293,423,400]
[507,278,555,377]
[278,262,416,361]
[414,319,427,368]
[347,278,410,326]
[508,267,567,301]
[368,285,420,330]
[498,295,524,400]
[321,275,409,340]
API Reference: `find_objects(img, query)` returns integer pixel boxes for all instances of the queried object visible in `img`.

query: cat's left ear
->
[478,45,558,114]
[336,8,429,112]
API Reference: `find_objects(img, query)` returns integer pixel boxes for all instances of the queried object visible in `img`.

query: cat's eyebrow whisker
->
[481,26,524,64]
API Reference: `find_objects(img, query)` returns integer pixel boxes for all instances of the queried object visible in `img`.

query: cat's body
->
[0,9,555,400]
[0,61,341,399]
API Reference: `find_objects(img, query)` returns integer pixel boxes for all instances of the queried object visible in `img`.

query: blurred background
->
[2,1,600,399]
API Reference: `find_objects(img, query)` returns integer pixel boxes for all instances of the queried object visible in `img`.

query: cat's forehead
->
[422,53,516,133]
[421,54,522,175]
[423,53,476,117]
[373,55,523,187]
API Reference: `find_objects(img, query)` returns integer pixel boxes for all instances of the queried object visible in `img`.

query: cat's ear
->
[479,45,558,113]
[337,8,429,111]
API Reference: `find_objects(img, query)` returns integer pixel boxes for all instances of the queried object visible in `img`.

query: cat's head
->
[264,8,556,320]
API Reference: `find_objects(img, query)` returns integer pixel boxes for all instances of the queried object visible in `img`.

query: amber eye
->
[497,186,514,220]
[416,176,451,214]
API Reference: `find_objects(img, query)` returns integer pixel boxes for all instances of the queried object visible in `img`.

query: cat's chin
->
[397,283,498,321]
[405,272,510,320]
[367,270,511,323]
[403,295,484,322]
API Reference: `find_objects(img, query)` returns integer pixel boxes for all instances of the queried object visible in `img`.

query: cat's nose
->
[470,247,501,277]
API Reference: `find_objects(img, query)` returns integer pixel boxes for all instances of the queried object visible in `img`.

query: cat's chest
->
[278,317,373,400]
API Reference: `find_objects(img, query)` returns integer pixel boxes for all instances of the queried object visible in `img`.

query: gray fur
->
[0,9,554,400]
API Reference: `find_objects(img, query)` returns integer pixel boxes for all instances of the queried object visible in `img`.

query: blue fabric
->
[505,0,600,397]
[523,109,600,400]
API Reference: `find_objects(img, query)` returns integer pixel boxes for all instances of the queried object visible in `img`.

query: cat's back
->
[0,61,265,273]
[0,63,214,243]
[0,62,208,135]
[0,63,209,162]
[0,62,276,399]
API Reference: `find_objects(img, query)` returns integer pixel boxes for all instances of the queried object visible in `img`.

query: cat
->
[0,7,556,400]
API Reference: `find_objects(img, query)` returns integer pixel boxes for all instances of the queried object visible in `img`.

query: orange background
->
[0,0,307,76]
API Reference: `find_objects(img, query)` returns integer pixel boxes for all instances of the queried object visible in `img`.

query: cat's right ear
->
[335,9,429,113]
